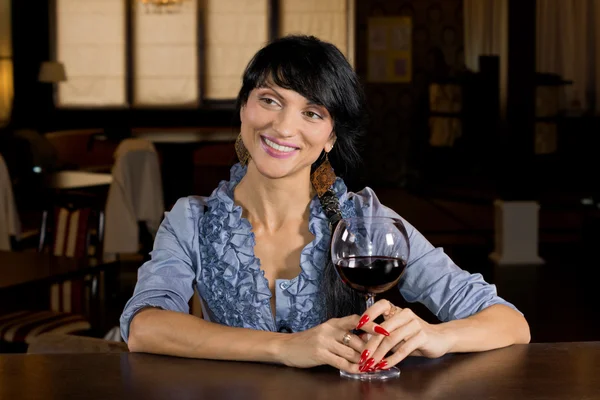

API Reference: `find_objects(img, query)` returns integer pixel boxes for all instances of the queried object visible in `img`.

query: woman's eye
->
[304,111,323,120]
[260,97,278,106]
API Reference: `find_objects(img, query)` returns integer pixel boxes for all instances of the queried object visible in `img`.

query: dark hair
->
[236,35,367,177]
[236,35,367,319]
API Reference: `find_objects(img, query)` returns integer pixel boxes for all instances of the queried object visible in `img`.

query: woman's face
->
[239,83,336,180]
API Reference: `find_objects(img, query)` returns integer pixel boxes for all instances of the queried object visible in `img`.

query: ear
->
[325,132,337,153]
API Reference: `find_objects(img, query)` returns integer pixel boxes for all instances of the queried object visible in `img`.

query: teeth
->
[264,138,297,153]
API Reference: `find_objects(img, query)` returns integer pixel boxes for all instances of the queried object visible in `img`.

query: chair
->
[104,138,164,260]
[0,204,105,346]
[0,154,20,251]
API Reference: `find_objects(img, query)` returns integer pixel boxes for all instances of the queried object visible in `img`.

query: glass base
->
[340,367,400,381]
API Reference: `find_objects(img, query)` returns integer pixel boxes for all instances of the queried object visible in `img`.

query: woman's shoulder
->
[346,186,396,217]
[167,196,208,221]
[160,196,208,242]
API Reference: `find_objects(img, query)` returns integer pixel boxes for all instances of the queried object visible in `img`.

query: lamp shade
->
[38,61,67,83]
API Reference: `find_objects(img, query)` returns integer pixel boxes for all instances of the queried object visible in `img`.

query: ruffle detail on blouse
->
[197,163,354,332]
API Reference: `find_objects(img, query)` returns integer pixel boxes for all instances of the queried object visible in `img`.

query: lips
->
[261,135,300,151]
[259,135,300,160]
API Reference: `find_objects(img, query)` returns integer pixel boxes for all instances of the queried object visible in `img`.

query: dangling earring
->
[311,150,337,197]
[235,133,251,167]
[311,147,342,228]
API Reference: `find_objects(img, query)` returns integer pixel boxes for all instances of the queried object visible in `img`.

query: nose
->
[272,108,298,138]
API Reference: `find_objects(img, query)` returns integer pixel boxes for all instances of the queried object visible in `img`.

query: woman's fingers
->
[329,353,362,374]
[369,319,421,366]
[378,331,428,369]
[340,332,365,355]
[331,340,361,364]
[355,299,398,336]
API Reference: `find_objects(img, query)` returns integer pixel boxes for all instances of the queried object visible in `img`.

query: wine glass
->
[331,216,410,381]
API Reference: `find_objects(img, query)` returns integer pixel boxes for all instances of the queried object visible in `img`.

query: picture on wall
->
[368,17,412,83]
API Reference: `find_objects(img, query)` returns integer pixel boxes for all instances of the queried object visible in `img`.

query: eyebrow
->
[260,84,328,113]
[260,84,285,102]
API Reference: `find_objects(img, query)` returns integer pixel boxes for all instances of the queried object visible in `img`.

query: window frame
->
[51,0,354,111]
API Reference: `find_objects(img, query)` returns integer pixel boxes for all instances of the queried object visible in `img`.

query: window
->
[56,0,126,106]
[134,0,198,105]
[280,0,350,60]
[0,0,13,125]
[204,0,268,100]
[54,0,353,108]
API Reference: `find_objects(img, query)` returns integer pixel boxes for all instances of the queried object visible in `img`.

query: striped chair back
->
[51,207,92,258]
[47,207,95,315]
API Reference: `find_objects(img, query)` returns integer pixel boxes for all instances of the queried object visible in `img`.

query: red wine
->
[335,256,406,294]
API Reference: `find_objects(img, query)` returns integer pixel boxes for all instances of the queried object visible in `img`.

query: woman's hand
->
[275,315,366,373]
[355,299,454,372]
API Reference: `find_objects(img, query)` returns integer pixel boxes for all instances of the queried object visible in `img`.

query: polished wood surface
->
[0,251,104,289]
[0,342,598,399]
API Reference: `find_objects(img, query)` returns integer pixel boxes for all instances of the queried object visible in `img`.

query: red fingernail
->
[356,315,369,330]
[375,360,388,370]
[374,326,390,336]
[359,350,370,365]
[360,358,375,372]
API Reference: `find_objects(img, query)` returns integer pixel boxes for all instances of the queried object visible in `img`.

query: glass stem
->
[365,294,375,310]
[364,294,375,342]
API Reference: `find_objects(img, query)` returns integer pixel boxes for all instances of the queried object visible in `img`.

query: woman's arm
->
[121,198,366,371]
[128,307,365,372]
[354,301,529,372]
[128,307,282,362]
[349,188,530,371]
[439,303,530,353]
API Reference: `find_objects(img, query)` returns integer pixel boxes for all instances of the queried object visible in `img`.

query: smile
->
[263,137,298,153]
[260,136,299,159]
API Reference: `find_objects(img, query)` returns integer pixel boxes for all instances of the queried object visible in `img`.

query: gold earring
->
[235,134,251,167]
[310,152,337,197]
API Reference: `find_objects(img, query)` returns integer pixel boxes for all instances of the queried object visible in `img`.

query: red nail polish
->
[360,358,375,372]
[359,350,370,365]
[374,326,390,336]
[356,315,369,330]
[375,360,388,370]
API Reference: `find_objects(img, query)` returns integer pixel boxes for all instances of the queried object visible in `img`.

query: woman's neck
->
[234,162,314,233]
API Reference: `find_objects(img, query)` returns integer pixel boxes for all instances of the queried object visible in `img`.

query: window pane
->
[280,0,348,57]
[0,0,11,58]
[57,0,126,107]
[204,0,268,100]
[134,0,198,106]
[0,60,13,125]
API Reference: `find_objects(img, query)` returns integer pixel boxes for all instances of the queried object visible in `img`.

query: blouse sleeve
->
[119,196,204,342]
[351,187,521,322]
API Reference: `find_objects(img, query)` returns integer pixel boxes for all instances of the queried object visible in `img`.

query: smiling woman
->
[120,35,529,377]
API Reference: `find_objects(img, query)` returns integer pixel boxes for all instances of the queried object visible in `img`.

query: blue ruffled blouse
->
[120,163,519,341]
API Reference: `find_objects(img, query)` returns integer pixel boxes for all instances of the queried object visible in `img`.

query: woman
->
[120,35,530,374]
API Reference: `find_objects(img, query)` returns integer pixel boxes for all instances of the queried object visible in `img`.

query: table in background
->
[133,128,237,207]
[0,342,598,399]
[45,171,113,190]
[0,251,117,328]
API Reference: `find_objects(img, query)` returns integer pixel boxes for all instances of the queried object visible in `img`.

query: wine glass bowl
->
[331,216,410,381]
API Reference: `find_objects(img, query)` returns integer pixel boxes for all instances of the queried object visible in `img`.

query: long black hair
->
[236,35,368,319]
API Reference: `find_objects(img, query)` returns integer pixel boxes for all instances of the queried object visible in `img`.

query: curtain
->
[204,0,268,100]
[134,0,198,105]
[57,0,126,106]
[464,0,507,72]
[280,0,349,58]
[464,0,508,113]
[536,0,591,112]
